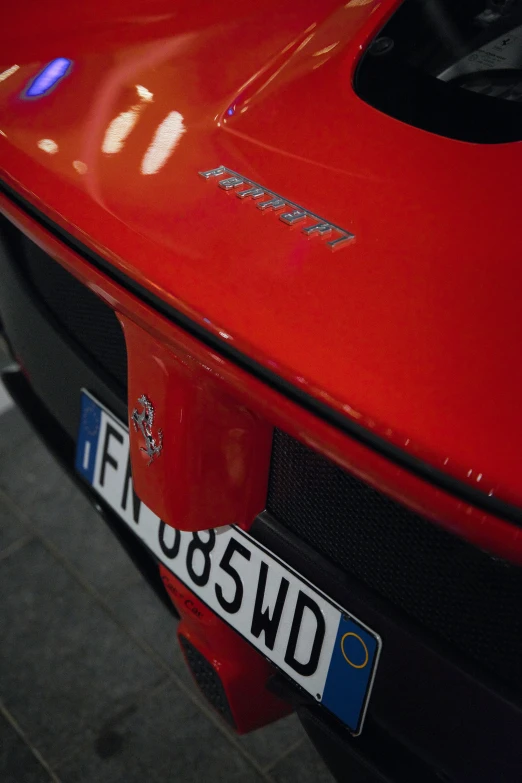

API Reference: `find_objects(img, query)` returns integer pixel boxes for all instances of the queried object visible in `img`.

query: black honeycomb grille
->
[267,429,522,691]
[179,636,235,727]
[18,234,127,396]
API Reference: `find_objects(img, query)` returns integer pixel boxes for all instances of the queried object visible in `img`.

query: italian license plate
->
[75,390,381,734]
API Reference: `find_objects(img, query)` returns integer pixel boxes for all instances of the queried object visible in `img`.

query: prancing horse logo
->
[132,395,163,465]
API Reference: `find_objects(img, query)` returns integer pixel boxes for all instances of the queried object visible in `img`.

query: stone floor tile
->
[103,575,207,696]
[0,711,54,783]
[0,539,165,764]
[0,427,138,592]
[238,713,305,771]
[57,680,264,783]
[0,492,27,555]
[270,734,335,783]
[104,577,179,665]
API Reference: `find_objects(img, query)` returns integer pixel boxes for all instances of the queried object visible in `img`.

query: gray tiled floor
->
[0,381,333,781]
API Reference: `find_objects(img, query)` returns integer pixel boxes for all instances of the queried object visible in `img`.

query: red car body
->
[1,1,521,781]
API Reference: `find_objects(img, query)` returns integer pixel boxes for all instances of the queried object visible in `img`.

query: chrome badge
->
[132,395,163,465]
[199,166,354,250]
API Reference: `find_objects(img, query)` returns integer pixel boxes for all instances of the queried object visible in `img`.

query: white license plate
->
[75,390,381,734]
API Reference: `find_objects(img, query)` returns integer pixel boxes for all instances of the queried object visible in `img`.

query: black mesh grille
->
[179,636,235,727]
[267,429,522,692]
[18,234,127,395]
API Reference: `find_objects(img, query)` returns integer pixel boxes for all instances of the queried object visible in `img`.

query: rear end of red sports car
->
[1,1,522,780]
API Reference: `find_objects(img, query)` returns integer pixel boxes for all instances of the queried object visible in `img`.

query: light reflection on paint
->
[136,84,153,102]
[313,42,339,56]
[295,33,315,55]
[342,404,362,420]
[102,105,140,154]
[0,64,19,83]
[102,86,154,155]
[37,139,58,154]
[73,160,88,174]
[26,58,72,97]
[140,111,185,175]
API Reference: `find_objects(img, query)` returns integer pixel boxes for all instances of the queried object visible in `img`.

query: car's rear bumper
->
[1,210,522,782]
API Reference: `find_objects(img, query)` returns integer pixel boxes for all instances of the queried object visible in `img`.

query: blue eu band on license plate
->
[75,390,381,734]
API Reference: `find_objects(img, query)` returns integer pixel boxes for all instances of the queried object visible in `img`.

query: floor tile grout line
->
[263,736,305,773]
[0,698,62,783]
[259,764,278,783]
[0,533,33,562]
[0,487,274,781]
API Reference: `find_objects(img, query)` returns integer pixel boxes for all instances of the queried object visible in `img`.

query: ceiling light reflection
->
[73,160,88,174]
[0,64,19,83]
[136,84,153,102]
[37,139,58,154]
[26,58,72,98]
[102,105,140,154]
[140,111,185,175]
[313,42,339,56]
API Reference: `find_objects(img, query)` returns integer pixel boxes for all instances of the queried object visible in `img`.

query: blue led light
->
[25,58,72,98]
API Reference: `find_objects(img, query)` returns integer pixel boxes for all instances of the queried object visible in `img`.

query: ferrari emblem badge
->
[199,165,354,250]
[132,395,163,465]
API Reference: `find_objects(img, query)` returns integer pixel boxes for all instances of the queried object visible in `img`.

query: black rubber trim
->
[2,177,522,528]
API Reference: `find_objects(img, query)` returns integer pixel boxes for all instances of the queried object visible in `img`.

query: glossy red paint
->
[120,314,272,532]
[1,1,522,557]
[160,565,292,732]
[2,195,521,565]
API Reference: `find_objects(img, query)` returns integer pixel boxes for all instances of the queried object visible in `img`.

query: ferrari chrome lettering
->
[218,176,244,190]
[302,222,333,236]
[280,209,307,225]
[257,196,286,211]
[199,166,354,250]
[132,395,163,465]
[199,165,226,179]
[236,186,265,199]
